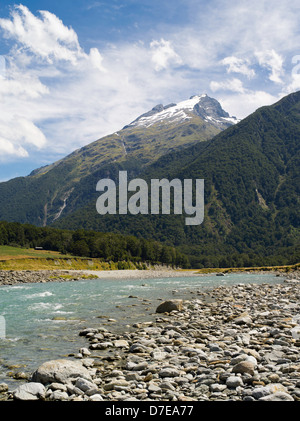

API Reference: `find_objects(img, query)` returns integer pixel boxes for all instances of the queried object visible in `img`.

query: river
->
[0,272,284,388]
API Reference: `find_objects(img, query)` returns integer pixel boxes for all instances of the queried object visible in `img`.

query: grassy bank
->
[0,245,144,271]
[195,263,300,274]
[0,257,146,271]
[1,245,298,273]
[0,245,70,260]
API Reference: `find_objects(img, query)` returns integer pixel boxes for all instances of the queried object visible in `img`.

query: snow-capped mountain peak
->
[124,94,239,130]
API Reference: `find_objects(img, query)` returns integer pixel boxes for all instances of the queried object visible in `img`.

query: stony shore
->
[1,272,299,402]
[0,268,200,286]
[0,269,88,285]
[0,267,295,286]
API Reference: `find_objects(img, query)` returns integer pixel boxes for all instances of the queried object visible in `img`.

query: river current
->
[0,272,283,388]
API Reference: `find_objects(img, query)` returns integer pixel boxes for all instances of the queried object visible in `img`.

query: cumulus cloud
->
[0,5,82,64]
[0,1,300,173]
[0,138,28,158]
[255,50,284,84]
[219,90,280,120]
[221,56,255,79]
[286,75,300,94]
[210,76,280,118]
[0,5,106,69]
[0,5,190,164]
[150,38,182,71]
[280,56,300,94]
[89,47,106,72]
[0,114,47,158]
[0,5,110,160]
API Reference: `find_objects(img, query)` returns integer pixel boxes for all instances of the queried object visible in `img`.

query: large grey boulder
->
[232,360,255,376]
[13,382,46,401]
[31,359,92,385]
[156,300,183,313]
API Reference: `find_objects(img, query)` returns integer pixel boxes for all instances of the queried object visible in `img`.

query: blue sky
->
[1,0,300,181]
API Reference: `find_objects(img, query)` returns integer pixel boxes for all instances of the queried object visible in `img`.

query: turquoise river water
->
[0,272,284,388]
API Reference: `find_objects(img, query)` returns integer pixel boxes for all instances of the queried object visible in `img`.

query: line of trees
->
[0,221,190,268]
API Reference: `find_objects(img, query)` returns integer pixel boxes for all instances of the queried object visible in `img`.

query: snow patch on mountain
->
[124,94,239,130]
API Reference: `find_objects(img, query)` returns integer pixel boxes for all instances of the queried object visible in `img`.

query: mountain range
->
[0,92,299,268]
[0,94,237,226]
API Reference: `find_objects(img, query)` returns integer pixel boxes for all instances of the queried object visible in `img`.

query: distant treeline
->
[0,221,190,268]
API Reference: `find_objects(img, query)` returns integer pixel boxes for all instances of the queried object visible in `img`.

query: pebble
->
[5,275,300,401]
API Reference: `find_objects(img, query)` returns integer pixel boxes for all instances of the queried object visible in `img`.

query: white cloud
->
[0,5,111,159]
[285,75,300,94]
[0,71,49,98]
[150,38,182,71]
[280,55,300,94]
[255,49,284,84]
[219,90,280,120]
[16,117,47,148]
[0,114,46,158]
[0,5,190,160]
[222,56,255,79]
[88,47,106,72]
[210,75,280,118]
[0,1,300,173]
[0,138,28,158]
[0,55,6,79]
[0,5,82,64]
[210,78,246,94]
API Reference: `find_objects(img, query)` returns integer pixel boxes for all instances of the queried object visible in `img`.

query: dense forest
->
[0,220,190,268]
[0,93,299,269]
[1,218,298,270]
[53,98,300,268]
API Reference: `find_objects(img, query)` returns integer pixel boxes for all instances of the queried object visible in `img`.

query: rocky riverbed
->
[0,267,293,286]
[1,274,299,402]
[0,268,200,286]
[0,270,90,285]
